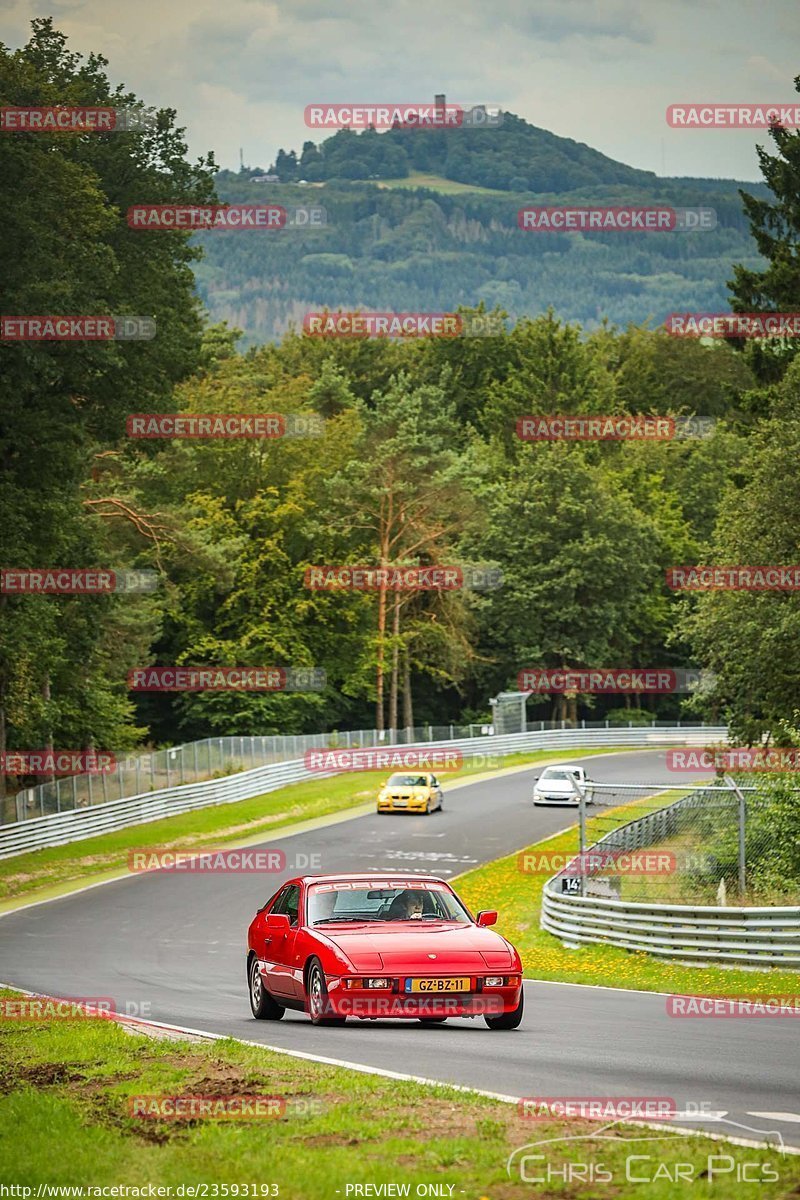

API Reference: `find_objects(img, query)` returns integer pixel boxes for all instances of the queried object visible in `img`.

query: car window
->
[386,773,428,787]
[271,883,300,927]
[429,776,439,787]
[307,883,471,925]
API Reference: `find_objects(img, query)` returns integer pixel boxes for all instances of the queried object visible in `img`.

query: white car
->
[532,765,593,806]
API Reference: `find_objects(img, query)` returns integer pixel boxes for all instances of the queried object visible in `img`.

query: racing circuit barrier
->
[540,787,800,967]
[0,725,725,859]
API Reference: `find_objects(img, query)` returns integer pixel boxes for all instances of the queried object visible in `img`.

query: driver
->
[388,889,425,919]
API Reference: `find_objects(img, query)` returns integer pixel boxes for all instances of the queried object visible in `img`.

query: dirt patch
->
[13,1062,87,1088]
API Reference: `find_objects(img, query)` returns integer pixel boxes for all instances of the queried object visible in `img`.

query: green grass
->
[374,171,508,195]
[0,748,627,906]
[0,989,795,1196]
[456,798,800,996]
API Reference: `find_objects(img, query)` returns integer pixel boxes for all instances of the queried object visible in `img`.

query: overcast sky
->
[2,0,798,180]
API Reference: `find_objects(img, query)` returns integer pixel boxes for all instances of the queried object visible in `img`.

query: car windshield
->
[540,769,576,781]
[386,774,428,786]
[307,883,471,925]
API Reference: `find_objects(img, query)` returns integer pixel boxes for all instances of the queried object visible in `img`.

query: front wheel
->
[307,959,347,1026]
[485,987,524,1031]
[248,956,285,1021]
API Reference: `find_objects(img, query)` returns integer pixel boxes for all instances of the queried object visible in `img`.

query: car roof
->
[294,872,449,886]
[542,763,583,770]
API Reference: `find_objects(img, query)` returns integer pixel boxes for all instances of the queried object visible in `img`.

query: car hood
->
[319,922,516,972]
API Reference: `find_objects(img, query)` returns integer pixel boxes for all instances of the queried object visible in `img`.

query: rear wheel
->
[306,959,347,1026]
[248,956,285,1021]
[484,987,524,1030]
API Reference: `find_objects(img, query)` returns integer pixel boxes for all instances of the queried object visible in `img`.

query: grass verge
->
[0,748,626,906]
[374,171,507,194]
[0,989,795,1197]
[456,797,800,997]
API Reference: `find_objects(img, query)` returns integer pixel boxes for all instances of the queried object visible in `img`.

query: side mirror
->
[266,912,291,931]
[476,910,498,927]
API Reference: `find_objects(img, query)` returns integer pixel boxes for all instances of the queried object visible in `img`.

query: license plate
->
[391,799,407,807]
[404,977,471,993]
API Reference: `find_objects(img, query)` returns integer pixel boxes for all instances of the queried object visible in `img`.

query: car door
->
[262,883,301,998]
[429,774,443,808]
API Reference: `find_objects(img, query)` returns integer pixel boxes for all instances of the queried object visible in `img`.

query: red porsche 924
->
[247,873,524,1029]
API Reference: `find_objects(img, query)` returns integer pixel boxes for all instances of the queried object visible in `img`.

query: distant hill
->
[272,110,660,193]
[191,107,770,346]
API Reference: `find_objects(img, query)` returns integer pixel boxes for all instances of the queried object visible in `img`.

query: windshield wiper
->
[312,916,375,925]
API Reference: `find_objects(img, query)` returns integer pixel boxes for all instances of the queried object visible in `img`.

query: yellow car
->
[377,771,444,815]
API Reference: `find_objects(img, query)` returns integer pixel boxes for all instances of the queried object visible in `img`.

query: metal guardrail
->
[541,786,800,966]
[0,725,724,860]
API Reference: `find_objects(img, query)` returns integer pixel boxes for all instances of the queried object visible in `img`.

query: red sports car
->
[246,873,524,1029]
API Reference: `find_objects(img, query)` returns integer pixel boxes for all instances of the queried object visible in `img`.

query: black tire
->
[248,956,285,1021]
[306,959,347,1026]
[418,1016,447,1024]
[484,987,524,1030]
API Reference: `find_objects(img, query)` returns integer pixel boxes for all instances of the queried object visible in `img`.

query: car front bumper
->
[321,978,522,1019]
[377,798,431,812]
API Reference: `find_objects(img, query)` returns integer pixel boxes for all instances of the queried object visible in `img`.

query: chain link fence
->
[4,720,721,825]
[555,777,800,906]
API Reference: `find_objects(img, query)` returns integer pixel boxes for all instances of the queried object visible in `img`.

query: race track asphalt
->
[1,749,797,1152]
